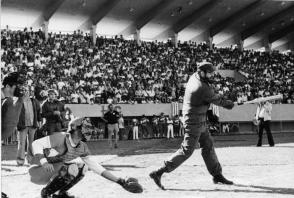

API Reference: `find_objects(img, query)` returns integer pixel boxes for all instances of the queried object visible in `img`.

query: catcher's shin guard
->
[41,164,85,198]
[58,164,85,194]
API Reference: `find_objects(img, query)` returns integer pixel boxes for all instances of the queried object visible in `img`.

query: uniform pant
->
[29,162,64,185]
[119,128,124,140]
[108,124,119,147]
[152,125,159,138]
[16,127,36,165]
[174,125,180,137]
[133,126,139,140]
[167,125,174,139]
[163,124,222,177]
[47,123,62,135]
[257,118,274,146]
[179,124,185,137]
[141,125,149,138]
[29,162,86,185]
[158,123,165,138]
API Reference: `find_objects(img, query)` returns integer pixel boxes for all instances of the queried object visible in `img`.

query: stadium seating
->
[1,28,293,104]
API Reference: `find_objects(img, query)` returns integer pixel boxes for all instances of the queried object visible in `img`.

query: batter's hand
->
[42,162,54,173]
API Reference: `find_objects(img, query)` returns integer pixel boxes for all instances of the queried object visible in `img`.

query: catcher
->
[28,117,143,198]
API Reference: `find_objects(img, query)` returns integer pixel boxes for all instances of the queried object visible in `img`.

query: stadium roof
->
[1,0,294,51]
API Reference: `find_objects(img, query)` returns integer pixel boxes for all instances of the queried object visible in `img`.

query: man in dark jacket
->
[41,89,65,135]
[1,72,25,198]
[150,62,235,189]
[1,72,25,140]
[101,104,120,148]
[16,86,42,165]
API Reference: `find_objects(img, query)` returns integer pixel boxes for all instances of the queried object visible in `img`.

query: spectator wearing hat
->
[41,89,65,135]
[16,85,42,165]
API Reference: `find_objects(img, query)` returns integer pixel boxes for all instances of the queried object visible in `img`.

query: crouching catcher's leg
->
[41,163,87,198]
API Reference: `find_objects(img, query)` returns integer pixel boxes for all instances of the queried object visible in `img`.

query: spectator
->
[101,104,120,148]
[41,89,65,135]
[255,101,275,147]
[16,85,41,165]
[1,28,293,105]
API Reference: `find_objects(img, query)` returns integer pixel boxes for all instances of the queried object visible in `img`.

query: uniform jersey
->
[132,118,138,126]
[152,117,158,125]
[174,117,180,126]
[32,133,91,164]
[158,116,166,124]
[141,117,148,125]
[167,119,173,125]
[182,73,233,126]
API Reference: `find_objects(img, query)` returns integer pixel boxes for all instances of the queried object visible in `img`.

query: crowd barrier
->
[67,103,294,133]
[3,103,293,145]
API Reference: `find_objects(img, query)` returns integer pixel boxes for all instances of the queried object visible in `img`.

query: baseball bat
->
[235,94,283,105]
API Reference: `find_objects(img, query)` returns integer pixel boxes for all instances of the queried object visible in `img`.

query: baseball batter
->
[150,62,235,189]
[29,117,143,198]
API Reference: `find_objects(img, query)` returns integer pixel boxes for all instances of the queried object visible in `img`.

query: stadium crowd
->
[1,27,294,104]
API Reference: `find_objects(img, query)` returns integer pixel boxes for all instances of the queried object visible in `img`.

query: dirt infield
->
[2,133,294,198]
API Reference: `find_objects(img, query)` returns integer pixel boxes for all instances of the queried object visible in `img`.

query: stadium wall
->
[66,104,294,133]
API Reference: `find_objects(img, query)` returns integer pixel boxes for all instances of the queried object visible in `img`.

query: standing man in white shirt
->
[255,101,275,147]
[166,116,174,139]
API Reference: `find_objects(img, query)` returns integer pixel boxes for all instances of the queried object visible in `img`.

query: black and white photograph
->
[1,0,294,197]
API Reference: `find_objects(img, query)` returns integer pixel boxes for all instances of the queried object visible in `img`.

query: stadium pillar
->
[237,37,244,51]
[42,21,49,41]
[207,36,213,50]
[91,25,97,46]
[134,28,141,46]
[264,38,272,53]
[172,33,178,48]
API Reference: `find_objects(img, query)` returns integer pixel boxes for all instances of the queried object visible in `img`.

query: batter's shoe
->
[213,174,233,185]
[52,192,74,198]
[2,192,8,198]
[149,171,165,190]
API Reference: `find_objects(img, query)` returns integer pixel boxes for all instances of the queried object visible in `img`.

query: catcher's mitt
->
[118,177,143,193]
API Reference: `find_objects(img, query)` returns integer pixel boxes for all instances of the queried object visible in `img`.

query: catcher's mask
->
[68,117,94,142]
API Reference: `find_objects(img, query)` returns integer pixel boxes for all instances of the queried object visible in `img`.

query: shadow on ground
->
[166,184,294,196]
